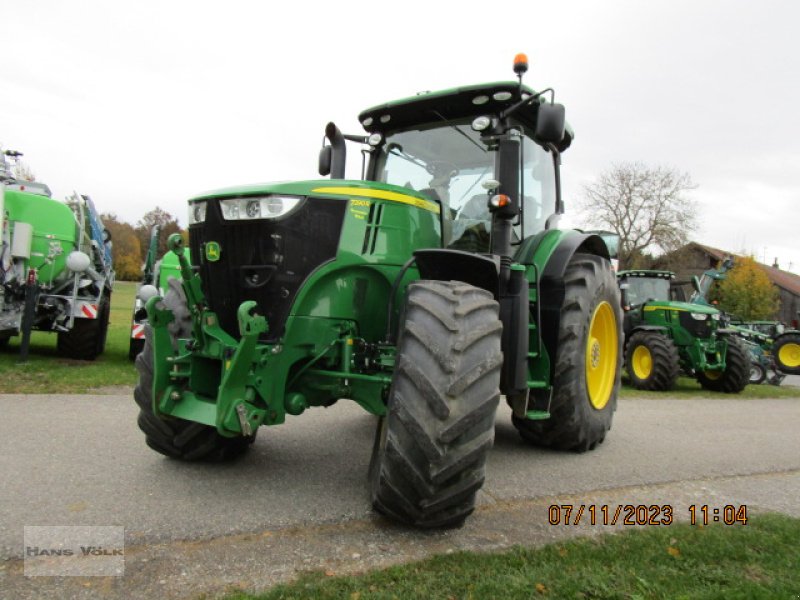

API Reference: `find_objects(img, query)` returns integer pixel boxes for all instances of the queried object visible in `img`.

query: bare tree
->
[580,162,697,269]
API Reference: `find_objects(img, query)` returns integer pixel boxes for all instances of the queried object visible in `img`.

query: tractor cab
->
[618,270,675,311]
[321,56,571,259]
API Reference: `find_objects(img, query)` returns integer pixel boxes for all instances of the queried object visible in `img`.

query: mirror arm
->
[499,88,554,120]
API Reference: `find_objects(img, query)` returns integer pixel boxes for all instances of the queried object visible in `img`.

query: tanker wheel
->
[748,362,767,385]
[773,332,800,375]
[56,292,111,361]
[512,253,622,452]
[624,331,680,391]
[134,278,255,461]
[370,280,502,528]
[697,336,749,393]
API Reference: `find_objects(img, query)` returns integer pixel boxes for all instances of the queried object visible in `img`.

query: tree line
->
[580,162,780,321]
[101,208,184,281]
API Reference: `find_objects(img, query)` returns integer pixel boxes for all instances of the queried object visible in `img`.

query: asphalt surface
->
[1,388,799,598]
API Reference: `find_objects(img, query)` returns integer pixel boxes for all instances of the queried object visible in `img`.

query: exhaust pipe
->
[324,122,346,179]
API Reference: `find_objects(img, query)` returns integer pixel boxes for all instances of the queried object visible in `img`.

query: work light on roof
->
[471,116,491,131]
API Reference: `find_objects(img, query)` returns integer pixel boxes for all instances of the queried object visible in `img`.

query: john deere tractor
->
[134,56,622,528]
[619,270,748,392]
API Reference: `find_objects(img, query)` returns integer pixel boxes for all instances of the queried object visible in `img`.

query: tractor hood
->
[642,301,720,315]
[190,179,438,208]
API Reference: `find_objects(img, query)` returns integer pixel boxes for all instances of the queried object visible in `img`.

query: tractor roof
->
[358,81,574,152]
[617,270,675,279]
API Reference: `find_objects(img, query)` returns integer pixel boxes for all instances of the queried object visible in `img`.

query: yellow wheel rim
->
[585,301,618,410]
[703,369,722,380]
[631,345,653,380]
[778,342,800,368]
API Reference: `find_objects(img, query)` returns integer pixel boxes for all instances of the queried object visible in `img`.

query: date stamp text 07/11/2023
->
[548,504,749,527]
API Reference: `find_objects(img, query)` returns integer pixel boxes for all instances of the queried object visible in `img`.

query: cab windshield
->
[620,277,671,306]
[371,119,556,250]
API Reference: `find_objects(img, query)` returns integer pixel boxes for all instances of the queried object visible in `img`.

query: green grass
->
[619,376,800,399]
[0,281,139,393]
[229,514,800,600]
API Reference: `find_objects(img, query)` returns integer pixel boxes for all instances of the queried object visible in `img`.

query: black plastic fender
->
[538,233,613,383]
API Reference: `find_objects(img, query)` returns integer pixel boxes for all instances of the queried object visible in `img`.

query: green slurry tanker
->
[0,149,113,360]
[134,55,623,528]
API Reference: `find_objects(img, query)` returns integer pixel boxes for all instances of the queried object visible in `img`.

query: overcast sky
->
[3,0,799,273]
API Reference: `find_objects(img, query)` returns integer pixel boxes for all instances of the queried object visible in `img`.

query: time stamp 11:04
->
[547,504,749,526]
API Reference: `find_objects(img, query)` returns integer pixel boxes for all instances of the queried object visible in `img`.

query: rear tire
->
[512,253,622,452]
[773,332,800,375]
[56,292,111,361]
[697,336,749,393]
[134,278,254,461]
[370,280,502,528]
[624,331,680,391]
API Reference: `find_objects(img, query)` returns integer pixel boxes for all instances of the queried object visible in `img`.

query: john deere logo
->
[205,241,221,262]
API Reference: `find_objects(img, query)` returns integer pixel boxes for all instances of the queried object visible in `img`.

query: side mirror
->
[534,103,566,145]
[318,146,332,176]
[618,283,630,310]
[692,275,702,294]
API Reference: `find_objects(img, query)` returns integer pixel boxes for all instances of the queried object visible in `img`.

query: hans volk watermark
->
[24,526,124,576]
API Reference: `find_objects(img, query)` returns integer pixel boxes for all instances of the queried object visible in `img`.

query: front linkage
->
[146,234,394,439]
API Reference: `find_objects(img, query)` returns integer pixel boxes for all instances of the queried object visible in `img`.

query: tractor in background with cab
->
[618,269,749,392]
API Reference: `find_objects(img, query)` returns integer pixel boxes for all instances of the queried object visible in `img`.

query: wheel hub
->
[590,340,601,368]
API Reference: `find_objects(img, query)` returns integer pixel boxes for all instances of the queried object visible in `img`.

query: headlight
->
[219,196,302,220]
[690,312,709,321]
[188,201,207,224]
[710,313,720,321]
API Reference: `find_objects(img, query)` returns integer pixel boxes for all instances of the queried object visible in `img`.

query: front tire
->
[625,331,680,391]
[134,278,254,461]
[748,362,767,385]
[697,336,749,393]
[513,253,622,452]
[773,332,800,375]
[370,280,502,528]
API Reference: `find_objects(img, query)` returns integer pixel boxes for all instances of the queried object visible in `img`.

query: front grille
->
[189,196,346,341]
[679,312,713,338]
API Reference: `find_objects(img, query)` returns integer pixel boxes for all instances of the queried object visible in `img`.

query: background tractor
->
[686,258,798,383]
[134,56,623,528]
[618,270,748,392]
[0,148,114,360]
[128,227,190,360]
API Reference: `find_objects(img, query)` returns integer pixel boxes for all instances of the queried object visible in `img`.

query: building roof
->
[686,242,800,296]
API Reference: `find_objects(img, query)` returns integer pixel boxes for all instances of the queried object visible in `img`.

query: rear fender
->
[538,232,613,381]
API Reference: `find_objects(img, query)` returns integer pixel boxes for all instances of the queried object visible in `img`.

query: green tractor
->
[686,258,798,383]
[134,56,623,528]
[619,270,749,392]
[0,148,114,360]
[128,227,191,360]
